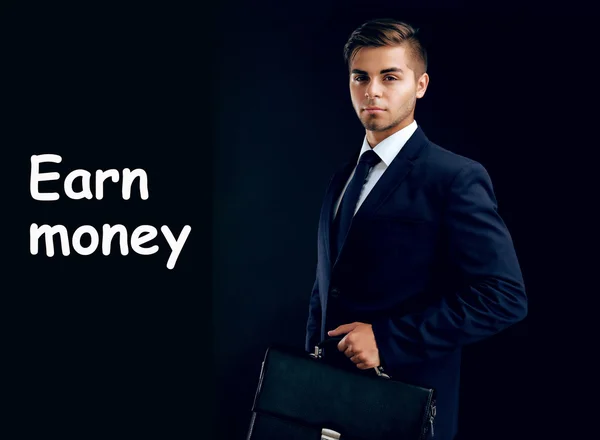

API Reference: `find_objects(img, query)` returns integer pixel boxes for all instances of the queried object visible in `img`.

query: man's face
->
[349,45,428,138]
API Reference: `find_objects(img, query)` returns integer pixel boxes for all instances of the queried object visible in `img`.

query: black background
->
[3,1,597,439]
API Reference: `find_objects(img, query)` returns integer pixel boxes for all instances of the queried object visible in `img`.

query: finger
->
[350,354,363,364]
[344,346,354,358]
[327,323,356,337]
[356,362,371,370]
[337,335,348,352]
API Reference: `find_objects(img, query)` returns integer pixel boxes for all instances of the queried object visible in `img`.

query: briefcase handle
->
[310,337,391,379]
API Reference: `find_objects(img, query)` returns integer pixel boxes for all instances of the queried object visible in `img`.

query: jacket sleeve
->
[371,161,527,368]
[305,275,322,353]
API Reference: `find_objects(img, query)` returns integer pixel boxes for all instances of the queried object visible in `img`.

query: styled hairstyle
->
[343,18,428,77]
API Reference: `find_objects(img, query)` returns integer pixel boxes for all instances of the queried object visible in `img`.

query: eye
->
[384,76,398,81]
[354,75,368,82]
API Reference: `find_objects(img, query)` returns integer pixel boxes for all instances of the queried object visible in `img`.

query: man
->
[305,18,527,440]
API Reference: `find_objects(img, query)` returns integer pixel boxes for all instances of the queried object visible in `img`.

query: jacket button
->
[330,288,340,299]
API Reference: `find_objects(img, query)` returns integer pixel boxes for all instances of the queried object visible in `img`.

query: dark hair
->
[343,18,428,76]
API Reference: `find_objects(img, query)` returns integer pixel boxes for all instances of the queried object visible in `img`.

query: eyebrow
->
[351,67,404,75]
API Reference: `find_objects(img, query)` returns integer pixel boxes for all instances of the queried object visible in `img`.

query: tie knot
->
[359,150,381,167]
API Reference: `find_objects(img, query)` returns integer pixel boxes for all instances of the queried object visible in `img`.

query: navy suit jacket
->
[305,126,527,440]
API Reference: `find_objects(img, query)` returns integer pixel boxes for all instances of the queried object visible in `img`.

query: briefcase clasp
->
[321,428,341,440]
[374,365,391,379]
[310,346,323,359]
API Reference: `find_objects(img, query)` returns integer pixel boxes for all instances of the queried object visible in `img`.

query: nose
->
[365,78,382,99]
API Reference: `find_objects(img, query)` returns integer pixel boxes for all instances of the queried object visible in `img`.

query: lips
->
[364,107,384,111]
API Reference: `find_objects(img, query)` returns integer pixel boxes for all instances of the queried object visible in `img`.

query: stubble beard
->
[359,99,415,133]
[361,112,407,132]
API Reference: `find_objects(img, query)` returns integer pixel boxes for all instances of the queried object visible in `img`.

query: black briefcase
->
[246,338,436,440]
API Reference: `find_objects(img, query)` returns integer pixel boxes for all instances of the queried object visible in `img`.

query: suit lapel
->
[318,126,430,271]
[353,126,429,222]
[318,160,356,269]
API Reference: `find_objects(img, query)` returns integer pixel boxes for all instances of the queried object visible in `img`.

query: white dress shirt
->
[333,119,418,219]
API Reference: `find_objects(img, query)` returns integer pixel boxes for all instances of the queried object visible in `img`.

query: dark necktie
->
[331,149,381,260]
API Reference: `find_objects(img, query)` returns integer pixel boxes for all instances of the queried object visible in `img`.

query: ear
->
[416,72,430,99]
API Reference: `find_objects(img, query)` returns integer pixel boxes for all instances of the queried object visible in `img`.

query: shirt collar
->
[357,119,418,166]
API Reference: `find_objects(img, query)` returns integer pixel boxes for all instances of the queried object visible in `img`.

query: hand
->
[328,322,381,370]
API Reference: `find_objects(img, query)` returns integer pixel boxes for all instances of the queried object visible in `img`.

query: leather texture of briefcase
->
[246,338,436,440]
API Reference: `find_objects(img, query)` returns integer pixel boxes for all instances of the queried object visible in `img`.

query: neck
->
[366,116,414,148]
